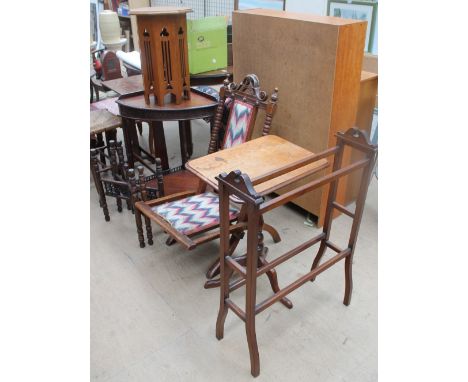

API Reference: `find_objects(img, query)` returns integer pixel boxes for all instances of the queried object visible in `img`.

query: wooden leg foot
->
[310,241,326,282]
[343,255,353,306]
[216,306,228,340]
[117,197,123,212]
[206,259,221,279]
[246,322,260,377]
[101,197,110,222]
[145,217,153,245]
[204,278,221,289]
[135,209,145,248]
[165,236,176,246]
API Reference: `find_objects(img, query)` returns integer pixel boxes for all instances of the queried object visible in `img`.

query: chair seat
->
[90,96,120,116]
[147,170,199,196]
[152,192,239,235]
[90,110,121,135]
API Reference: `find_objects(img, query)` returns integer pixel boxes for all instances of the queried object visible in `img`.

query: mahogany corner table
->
[116,88,218,180]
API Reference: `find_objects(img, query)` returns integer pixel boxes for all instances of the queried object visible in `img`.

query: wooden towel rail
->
[214,128,378,377]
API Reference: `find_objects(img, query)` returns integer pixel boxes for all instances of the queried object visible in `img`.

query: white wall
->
[286,0,378,54]
[286,0,327,16]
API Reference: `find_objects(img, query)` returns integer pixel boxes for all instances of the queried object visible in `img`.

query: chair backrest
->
[126,162,165,203]
[207,74,279,154]
[101,50,123,81]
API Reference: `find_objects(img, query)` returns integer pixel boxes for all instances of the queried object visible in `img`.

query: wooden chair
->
[90,109,121,166]
[91,50,123,103]
[133,74,283,287]
[91,140,164,221]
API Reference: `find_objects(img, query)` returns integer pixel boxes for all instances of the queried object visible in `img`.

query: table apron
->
[117,106,216,122]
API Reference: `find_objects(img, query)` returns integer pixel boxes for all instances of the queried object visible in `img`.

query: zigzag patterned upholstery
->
[222,100,255,149]
[153,192,239,235]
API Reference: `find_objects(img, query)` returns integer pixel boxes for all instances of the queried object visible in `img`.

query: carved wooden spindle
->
[109,140,118,178]
[137,166,154,246]
[116,141,126,177]
[109,140,123,212]
[91,149,110,222]
[124,161,132,211]
[128,168,145,248]
[137,166,148,202]
[208,78,229,154]
[262,87,278,136]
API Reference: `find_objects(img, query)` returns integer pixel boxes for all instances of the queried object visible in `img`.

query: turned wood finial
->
[271,87,279,102]
[155,158,165,197]
[217,170,263,205]
[137,165,148,202]
[223,75,230,87]
[337,128,377,152]
[262,87,279,136]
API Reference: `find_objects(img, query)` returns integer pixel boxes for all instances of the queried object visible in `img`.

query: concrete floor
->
[90,119,378,381]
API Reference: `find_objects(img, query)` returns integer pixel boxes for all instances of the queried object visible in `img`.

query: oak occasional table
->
[185,135,329,288]
[104,69,232,183]
[201,129,377,377]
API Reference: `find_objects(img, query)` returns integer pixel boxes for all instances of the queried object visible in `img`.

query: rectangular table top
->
[102,75,143,95]
[185,135,329,196]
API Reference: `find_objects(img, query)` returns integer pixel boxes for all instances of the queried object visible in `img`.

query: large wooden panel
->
[233,9,366,224]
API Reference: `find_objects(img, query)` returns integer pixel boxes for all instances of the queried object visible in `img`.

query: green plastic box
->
[187,16,227,74]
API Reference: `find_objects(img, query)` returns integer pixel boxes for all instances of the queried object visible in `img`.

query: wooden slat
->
[250,146,337,188]
[256,233,326,277]
[225,256,247,277]
[229,277,246,292]
[191,222,247,246]
[226,298,246,322]
[260,158,370,214]
[332,202,355,218]
[136,202,196,249]
[185,135,329,195]
[325,241,343,254]
[255,248,351,315]
[141,191,197,207]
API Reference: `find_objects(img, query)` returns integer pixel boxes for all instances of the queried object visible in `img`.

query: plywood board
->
[233,9,366,223]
